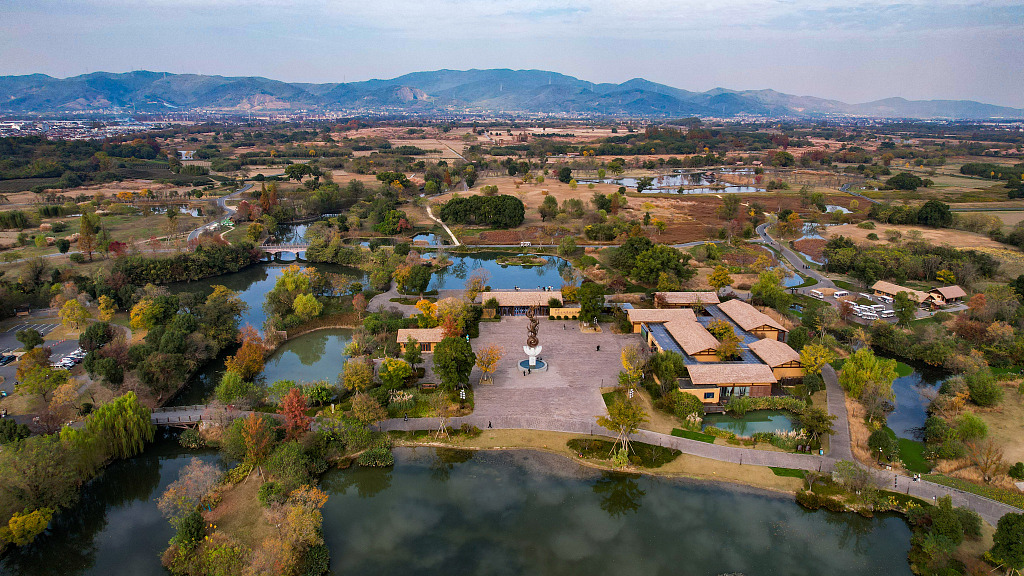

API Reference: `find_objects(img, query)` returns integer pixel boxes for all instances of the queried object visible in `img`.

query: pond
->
[0,434,222,576]
[702,409,799,437]
[169,261,368,330]
[425,252,573,291]
[260,328,352,385]
[320,447,913,576]
[412,232,447,246]
[883,358,948,439]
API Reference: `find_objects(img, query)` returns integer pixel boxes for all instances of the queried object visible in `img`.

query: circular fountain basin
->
[518,359,548,372]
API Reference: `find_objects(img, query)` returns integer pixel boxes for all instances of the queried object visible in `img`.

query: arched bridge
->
[259,243,309,255]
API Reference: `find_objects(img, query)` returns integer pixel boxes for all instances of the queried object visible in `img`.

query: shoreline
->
[389,430,807,496]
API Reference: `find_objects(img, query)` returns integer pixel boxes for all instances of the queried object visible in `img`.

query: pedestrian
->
[596,345,600,352]
[488,421,492,429]
[563,324,566,330]
[528,368,531,375]
[404,412,409,422]
[523,370,527,376]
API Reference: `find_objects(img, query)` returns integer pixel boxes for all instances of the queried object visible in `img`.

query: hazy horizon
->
[2,0,1022,108]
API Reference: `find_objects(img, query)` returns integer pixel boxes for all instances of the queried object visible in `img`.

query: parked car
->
[0,355,14,366]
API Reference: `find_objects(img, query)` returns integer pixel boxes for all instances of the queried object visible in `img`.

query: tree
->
[59,299,91,330]
[350,393,388,425]
[893,291,916,326]
[868,428,900,462]
[557,167,572,183]
[157,457,221,526]
[341,357,374,392]
[967,439,1005,483]
[475,345,503,384]
[708,265,733,291]
[79,213,97,261]
[0,419,30,444]
[799,343,835,375]
[215,370,259,405]
[280,388,311,439]
[839,348,897,423]
[85,392,155,460]
[224,327,266,381]
[0,508,53,547]
[798,406,835,443]
[990,513,1024,574]
[241,413,276,471]
[433,336,476,391]
[578,282,605,324]
[292,293,323,321]
[403,337,423,370]
[15,328,43,351]
[379,357,412,389]
[55,238,70,254]
[351,292,368,319]
[97,294,116,322]
[597,397,647,456]
[20,365,68,402]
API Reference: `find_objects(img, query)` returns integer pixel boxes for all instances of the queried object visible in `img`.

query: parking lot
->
[0,318,80,396]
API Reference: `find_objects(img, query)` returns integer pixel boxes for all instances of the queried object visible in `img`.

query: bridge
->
[151,404,252,428]
[259,243,310,255]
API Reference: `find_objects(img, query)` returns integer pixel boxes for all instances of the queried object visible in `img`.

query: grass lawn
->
[566,438,681,468]
[898,438,932,473]
[207,474,275,548]
[924,474,1024,510]
[770,466,806,478]
[671,428,716,443]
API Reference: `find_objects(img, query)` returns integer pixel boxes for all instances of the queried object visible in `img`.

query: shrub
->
[458,423,482,437]
[178,429,205,449]
[257,481,288,507]
[357,439,394,467]
[857,221,876,230]
[299,542,331,576]
[172,509,205,551]
[868,428,900,462]
[703,426,736,440]
[966,371,1003,406]
[866,233,879,241]
[1009,462,1024,480]
[69,253,86,263]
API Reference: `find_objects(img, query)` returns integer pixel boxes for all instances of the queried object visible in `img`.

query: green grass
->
[567,438,681,468]
[895,362,914,378]
[671,428,716,444]
[991,365,1022,376]
[830,358,846,371]
[602,391,617,407]
[923,475,1024,510]
[833,279,858,291]
[770,466,806,478]
[897,438,932,473]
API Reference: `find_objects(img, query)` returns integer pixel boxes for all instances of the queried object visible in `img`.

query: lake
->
[426,252,573,291]
[884,359,948,439]
[320,447,913,576]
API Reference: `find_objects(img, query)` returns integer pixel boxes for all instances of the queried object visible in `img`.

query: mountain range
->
[1,68,1021,120]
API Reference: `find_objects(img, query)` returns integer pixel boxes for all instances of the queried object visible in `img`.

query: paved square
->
[467,317,641,422]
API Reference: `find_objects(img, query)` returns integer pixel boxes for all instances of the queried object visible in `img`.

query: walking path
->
[425,204,460,247]
[822,364,853,461]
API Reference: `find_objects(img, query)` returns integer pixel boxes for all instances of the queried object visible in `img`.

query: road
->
[755,223,835,292]
[0,312,80,396]
[186,183,252,244]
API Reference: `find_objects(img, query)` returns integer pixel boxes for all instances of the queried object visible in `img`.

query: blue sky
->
[2,0,1022,107]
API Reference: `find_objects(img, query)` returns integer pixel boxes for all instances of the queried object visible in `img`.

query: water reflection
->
[592,473,645,518]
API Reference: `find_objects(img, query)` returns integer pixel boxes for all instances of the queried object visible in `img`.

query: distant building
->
[871,280,929,304]
[654,291,721,309]
[478,291,553,317]
[178,150,195,161]
[928,285,967,306]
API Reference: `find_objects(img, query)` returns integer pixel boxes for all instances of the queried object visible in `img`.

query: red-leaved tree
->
[280,388,310,439]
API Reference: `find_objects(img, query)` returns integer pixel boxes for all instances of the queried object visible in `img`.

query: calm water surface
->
[0,446,914,576]
[702,409,798,436]
[321,448,913,576]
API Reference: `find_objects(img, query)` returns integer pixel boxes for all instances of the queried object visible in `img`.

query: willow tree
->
[85,392,155,460]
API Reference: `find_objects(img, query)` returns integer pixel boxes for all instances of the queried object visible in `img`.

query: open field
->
[827,223,1010,250]
[975,383,1024,465]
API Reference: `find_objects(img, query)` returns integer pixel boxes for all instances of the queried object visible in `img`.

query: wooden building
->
[682,364,777,404]
[654,291,721,309]
[748,338,804,381]
[717,299,788,341]
[397,328,446,353]
[479,291,553,316]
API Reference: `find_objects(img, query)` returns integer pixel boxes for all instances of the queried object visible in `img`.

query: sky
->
[2,0,1023,107]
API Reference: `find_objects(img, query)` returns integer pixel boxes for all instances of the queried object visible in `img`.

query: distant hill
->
[1,68,1021,119]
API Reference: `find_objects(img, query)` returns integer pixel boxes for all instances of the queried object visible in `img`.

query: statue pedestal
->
[523,345,542,367]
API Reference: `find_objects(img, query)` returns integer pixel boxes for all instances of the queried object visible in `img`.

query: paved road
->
[186,183,252,244]
[0,313,80,395]
[756,222,835,291]
[822,364,853,461]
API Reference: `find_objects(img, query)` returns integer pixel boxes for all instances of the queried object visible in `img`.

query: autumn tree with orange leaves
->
[224,326,266,381]
[242,413,275,475]
[280,388,311,439]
